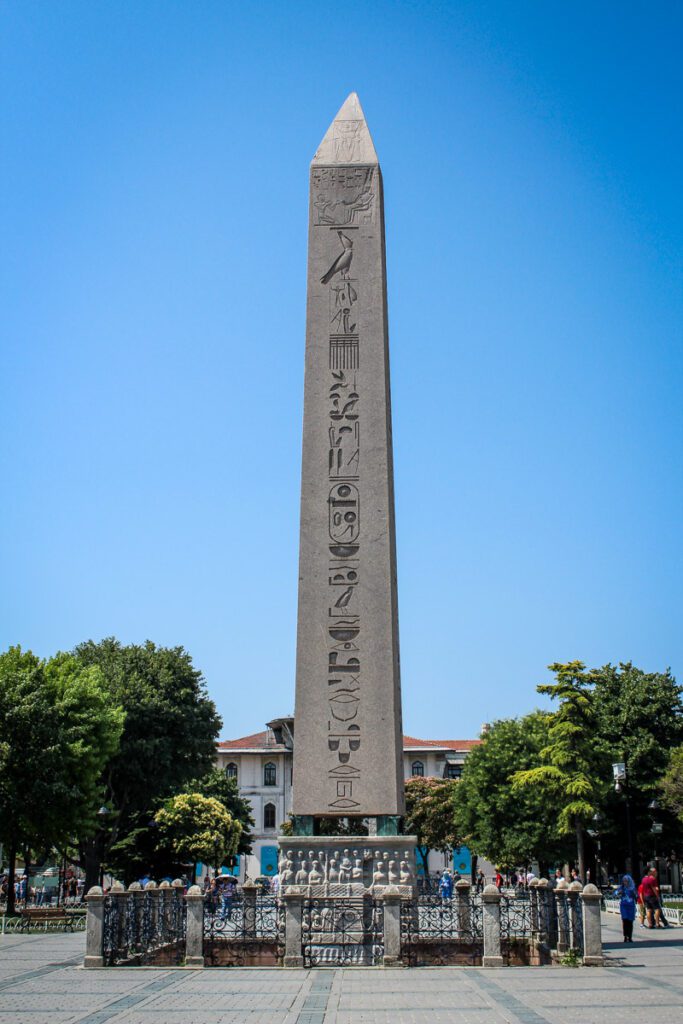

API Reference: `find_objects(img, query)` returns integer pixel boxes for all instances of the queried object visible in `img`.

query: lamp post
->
[613,763,635,875]
[97,806,110,888]
[648,800,663,875]
[586,812,603,888]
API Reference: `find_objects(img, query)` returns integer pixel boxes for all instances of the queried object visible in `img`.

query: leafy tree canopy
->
[155,793,241,870]
[454,712,571,869]
[73,638,221,887]
[0,646,123,910]
[511,662,608,877]
[660,746,683,824]
[189,768,255,857]
[404,776,461,874]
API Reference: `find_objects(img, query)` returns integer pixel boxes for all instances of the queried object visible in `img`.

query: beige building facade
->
[215,717,479,881]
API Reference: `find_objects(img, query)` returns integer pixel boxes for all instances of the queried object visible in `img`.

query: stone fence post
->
[581,883,603,966]
[379,886,403,968]
[554,879,569,953]
[242,881,258,939]
[482,884,503,967]
[282,887,305,968]
[84,886,105,968]
[536,879,550,950]
[568,881,583,951]
[455,878,471,936]
[185,884,204,967]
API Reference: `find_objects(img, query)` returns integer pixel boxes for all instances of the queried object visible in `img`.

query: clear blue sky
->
[2,2,681,742]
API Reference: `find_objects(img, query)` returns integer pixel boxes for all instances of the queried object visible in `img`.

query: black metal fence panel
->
[302,897,383,967]
[103,890,186,966]
[400,892,484,966]
[203,893,283,967]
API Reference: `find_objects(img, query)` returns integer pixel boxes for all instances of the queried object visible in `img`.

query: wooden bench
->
[20,906,75,931]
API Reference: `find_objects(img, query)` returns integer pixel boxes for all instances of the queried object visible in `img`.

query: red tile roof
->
[218,731,479,751]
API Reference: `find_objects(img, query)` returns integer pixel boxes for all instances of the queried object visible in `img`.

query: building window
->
[411,761,424,777]
[263,762,277,786]
[445,763,462,780]
[264,803,276,829]
[225,762,238,781]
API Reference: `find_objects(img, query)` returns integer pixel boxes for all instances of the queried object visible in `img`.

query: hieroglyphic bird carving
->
[321,231,354,284]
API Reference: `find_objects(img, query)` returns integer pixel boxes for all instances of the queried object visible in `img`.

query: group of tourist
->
[614,867,671,941]
[0,872,82,906]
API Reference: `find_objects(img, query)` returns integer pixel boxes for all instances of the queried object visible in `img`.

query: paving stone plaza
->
[1,914,681,1024]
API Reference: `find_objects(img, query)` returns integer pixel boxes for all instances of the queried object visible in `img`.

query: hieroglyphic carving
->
[320,226,366,813]
[312,166,375,226]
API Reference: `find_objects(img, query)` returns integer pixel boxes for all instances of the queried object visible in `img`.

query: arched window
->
[263,762,276,786]
[264,802,276,829]
[411,761,424,777]
[225,762,238,781]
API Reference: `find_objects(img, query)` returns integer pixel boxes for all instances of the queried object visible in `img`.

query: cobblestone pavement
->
[0,913,681,1024]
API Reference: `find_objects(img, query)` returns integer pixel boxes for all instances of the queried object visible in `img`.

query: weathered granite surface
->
[291,92,404,818]
[277,835,417,896]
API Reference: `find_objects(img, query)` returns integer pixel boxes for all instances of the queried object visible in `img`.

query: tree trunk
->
[6,842,17,915]
[417,846,430,884]
[576,821,586,882]
[23,849,31,905]
[83,840,101,894]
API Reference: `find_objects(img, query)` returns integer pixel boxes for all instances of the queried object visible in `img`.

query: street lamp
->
[586,812,603,887]
[97,806,110,888]
[612,762,635,874]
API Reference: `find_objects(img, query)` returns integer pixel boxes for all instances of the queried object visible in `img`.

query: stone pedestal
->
[277,835,417,897]
[84,886,105,968]
[283,889,306,968]
[185,886,204,967]
[379,886,403,967]
[554,880,569,953]
[581,883,604,966]
[482,884,503,968]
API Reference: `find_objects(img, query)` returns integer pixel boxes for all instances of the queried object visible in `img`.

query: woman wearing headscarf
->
[614,874,637,942]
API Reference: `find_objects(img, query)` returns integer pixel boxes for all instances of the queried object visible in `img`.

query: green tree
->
[511,662,607,880]
[0,647,124,913]
[454,713,571,871]
[190,768,255,858]
[591,663,683,872]
[660,746,683,823]
[155,793,242,879]
[73,638,221,890]
[404,776,461,877]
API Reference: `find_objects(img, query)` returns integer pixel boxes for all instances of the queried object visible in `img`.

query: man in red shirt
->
[639,868,660,929]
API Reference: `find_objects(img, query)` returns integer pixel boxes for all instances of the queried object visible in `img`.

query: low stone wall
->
[83,878,604,968]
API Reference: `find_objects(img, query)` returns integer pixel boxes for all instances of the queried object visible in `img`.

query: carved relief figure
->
[295,859,309,885]
[339,849,353,883]
[282,852,296,885]
[321,231,354,284]
[309,860,324,885]
[372,860,387,886]
[327,854,339,883]
[352,858,364,881]
[400,860,413,886]
[388,860,399,885]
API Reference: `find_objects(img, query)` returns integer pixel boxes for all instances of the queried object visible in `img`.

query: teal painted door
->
[453,846,472,875]
[261,846,278,876]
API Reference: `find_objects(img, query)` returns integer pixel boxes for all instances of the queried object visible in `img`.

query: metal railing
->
[103,889,186,966]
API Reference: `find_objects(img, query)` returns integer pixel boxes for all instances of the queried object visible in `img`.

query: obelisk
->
[291,93,404,828]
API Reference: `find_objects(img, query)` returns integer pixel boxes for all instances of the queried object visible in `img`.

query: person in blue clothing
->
[438,870,453,901]
[614,873,637,942]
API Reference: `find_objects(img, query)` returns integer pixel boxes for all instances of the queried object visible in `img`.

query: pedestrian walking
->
[614,874,637,942]
[475,869,486,893]
[639,868,661,929]
[438,870,453,901]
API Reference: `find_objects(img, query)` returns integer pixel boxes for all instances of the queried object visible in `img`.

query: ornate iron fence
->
[302,896,383,967]
[203,893,283,967]
[103,890,186,966]
[400,892,483,966]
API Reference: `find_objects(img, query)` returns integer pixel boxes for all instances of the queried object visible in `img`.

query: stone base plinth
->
[277,835,418,895]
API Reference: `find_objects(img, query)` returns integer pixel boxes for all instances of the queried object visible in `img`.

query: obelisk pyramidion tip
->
[312,92,379,166]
